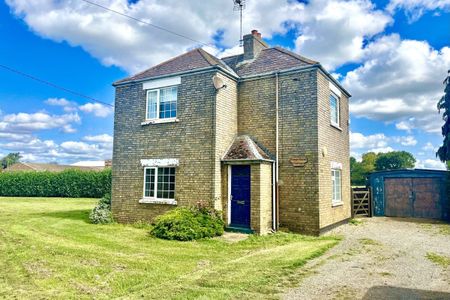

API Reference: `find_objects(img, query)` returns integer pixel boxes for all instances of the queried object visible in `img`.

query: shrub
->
[89,193,113,224]
[0,169,111,198]
[150,205,224,241]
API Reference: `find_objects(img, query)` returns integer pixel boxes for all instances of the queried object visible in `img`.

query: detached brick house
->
[112,30,351,235]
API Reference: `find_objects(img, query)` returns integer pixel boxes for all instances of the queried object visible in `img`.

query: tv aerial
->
[233,0,246,46]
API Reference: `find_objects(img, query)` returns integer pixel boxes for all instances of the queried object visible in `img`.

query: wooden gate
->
[352,187,372,217]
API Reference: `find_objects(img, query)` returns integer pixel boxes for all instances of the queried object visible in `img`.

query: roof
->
[369,169,448,179]
[113,44,349,96]
[114,48,237,85]
[222,135,273,161]
[4,162,106,172]
[221,47,318,77]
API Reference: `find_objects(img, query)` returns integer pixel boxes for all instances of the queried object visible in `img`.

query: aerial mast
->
[233,0,246,46]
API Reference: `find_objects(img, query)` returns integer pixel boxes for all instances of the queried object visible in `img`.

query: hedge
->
[0,168,111,198]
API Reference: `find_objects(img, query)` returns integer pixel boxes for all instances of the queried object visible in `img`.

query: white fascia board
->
[329,81,342,97]
[143,76,181,90]
[140,158,179,167]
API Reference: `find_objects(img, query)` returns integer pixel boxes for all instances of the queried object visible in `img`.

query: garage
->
[369,169,449,220]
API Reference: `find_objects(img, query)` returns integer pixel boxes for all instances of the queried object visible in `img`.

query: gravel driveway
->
[284,217,450,300]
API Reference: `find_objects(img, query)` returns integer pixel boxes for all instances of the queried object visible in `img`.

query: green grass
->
[349,218,364,226]
[0,197,339,299]
[426,252,450,268]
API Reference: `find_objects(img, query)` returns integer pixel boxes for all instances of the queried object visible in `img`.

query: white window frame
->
[140,166,176,205]
[145,85,178,122]
[330,92,340,128]
[331,168,342,206]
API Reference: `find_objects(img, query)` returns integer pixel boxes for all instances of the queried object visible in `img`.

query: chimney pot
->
[243,29,268,60]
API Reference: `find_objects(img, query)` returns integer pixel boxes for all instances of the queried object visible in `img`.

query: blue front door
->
[230,165,251,228]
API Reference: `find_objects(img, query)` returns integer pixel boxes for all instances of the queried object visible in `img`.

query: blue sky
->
[0,0,449,168]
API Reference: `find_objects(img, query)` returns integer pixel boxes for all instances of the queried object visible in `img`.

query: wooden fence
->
[351,187,372,217]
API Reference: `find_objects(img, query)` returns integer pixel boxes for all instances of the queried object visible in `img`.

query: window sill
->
[332,201,344,207]
[330,123,342,131]
[141,118,179,126]
[139,198,177,205]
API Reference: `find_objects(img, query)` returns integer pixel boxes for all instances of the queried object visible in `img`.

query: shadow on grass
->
[363,286,450,300]
[32,209,92,223]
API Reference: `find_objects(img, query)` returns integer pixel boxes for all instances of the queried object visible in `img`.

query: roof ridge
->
[197,48,219,66]
[272,46,318,65]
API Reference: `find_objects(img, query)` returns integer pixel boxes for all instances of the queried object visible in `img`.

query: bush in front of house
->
[0,168,111,198]
[89,193,113,224]
[150,205,224,241]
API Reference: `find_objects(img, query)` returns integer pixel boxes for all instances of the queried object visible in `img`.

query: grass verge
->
[0,197,339,299]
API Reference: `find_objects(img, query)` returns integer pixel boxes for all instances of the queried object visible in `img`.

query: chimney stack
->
[243,29,268,61]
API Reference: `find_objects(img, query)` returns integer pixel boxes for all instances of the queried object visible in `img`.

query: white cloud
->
[415,158,446,170]
[343,34,450,133]
[387,0,450,22]
[422,142,437,152]
[5,0,308,73]
[350,131,389,149]
[45,98,78,112]
[395,120,414,133]
[393,136,417,146]
[0,111,80,133]
[0,137,113,164]
[79,103,113,118]
[83,134,113,144]
[294,0,392,69]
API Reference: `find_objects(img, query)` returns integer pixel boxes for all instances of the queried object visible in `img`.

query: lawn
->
[0,197,339,299]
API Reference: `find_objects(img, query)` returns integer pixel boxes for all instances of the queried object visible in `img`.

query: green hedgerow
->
[89,193,113,224]
[0,168,111,198]
[150,205,224,241]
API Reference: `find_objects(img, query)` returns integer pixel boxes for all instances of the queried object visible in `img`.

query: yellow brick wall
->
[317,71,351,230]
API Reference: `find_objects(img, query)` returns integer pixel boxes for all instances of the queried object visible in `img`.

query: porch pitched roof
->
[222,135,273,162]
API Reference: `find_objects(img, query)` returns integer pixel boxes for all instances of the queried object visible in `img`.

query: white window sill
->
[330,122,342,131]
[332,201,344,207]
[139,198,177,205]
[141,118,179,126]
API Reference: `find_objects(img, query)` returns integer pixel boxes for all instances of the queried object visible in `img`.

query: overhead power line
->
[80,0,212,47]
[0,64,114,107]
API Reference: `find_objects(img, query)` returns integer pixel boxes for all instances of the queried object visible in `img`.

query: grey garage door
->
[385,177,442,219]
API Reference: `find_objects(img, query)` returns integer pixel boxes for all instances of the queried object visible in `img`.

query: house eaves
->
[239,64,351,98]
[113,65,238,87]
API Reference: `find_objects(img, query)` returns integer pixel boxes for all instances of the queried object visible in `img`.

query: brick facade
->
[112,71,218,223]
[112,41,350,235]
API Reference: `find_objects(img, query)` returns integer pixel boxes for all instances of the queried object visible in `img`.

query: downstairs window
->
[143,167,175,200]
[331,168,342,205]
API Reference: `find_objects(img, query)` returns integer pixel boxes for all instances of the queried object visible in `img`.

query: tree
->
[437,70,450,162]
[375,151,416,171]
[350,152,379,186]
[1,152,22,169]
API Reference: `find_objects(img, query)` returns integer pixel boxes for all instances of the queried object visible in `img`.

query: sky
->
[0,0,449,168]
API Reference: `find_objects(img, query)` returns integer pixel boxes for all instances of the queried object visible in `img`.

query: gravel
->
[283,217,450,300]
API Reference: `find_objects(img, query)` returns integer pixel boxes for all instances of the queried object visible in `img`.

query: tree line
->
[350,151,416,186]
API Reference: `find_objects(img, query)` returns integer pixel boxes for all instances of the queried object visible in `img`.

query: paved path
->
[284,217,450,300]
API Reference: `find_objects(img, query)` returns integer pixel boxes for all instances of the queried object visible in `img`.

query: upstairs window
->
[330,93,340,127]
[146,86,178,120]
